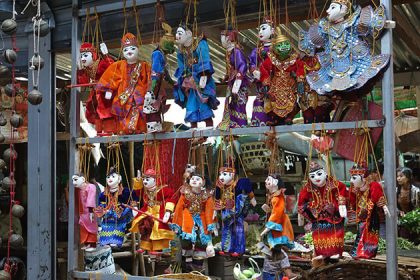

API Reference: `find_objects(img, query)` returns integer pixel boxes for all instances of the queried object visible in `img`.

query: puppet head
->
[160,22,175,54]
[349,162,368,188]
[80,43,97,68]
[175,23,193,47]
[218,166,236,186]
[272,27,292,60]
[121,33,140,64]
[258,17,275,43]
[106,167,122,193]
[308,161,327,188]
[189,172,205,193]
[265,173,284,194]
[143,169,157,191]
[72,173,86,188]
[220,26,238,50]
[327,0,350,23]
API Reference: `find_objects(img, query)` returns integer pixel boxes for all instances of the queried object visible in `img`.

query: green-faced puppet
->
[272,28,292,61]
[160,22,175,55]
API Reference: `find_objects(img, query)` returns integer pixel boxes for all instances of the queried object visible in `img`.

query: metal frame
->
[65,1,398,280]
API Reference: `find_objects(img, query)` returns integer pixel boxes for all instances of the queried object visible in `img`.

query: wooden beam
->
[393,7,420,57]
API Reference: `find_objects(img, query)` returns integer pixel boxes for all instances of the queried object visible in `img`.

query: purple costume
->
[249,45,273,126]
[218,47,249,130]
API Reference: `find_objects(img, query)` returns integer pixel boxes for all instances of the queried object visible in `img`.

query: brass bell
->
[35,19,49,37]
[27,88,43,105]
[10,113,23,128]
[0,113,6,126]
[3,49,16,64]
[3,83,13,97]
[0,133,4,143]
[1,176,15,191]
[11,204,25,218]
[29,55,44,70]
[9,234,24,249]
[3,147,17,162]
[1,18,17,35]
[0,65,11,86]
[0,159,5,169]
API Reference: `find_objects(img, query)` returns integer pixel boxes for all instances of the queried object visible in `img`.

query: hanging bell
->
[11,204,25,218]
[1,18,17,35]
[3,147,17,162]
[3,84,14,97]
[3,49,17,64]
[10,113,23,128]
[29,55,44,70]
[1,176,15,191]
[35,19,50,37]
[0,113,6,126]
[0,269,11,280]
[0,133,4,143]
[0,159,5,169]
[9,234,24,249]
[27,88,43,105]
[0,65,11,86]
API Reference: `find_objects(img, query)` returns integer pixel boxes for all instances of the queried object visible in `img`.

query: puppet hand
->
[206,243,215,257]
[163,212,171,223]
[77,60,82,70]
[213,227,219,237]
[339,205,347,218]
[100,42,109,55]
[132,207,139,217]
[136,170,142,180]
[90,213,95,223]
[199,75,208,89]
[232,79,242,94]
[261,204,270,213]
[250,197,257,207]
[383,205,391,217]
[253,70,261,80]
[213,210,218,220]
[260,227,270,237]
[105,91,113,100]
[298,213,305,226]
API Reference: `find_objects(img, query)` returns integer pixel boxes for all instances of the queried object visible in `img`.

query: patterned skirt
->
[312,220,345,257]
[99,207,132,247]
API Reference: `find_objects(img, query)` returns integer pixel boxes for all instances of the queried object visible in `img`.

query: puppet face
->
[327,2,348,23]
[72,175,86,188]
[143,176,157,191]
[350,174,364,188]
[273,40,292,60]
[80,52,94,68]
[309,169,327,187]
[106,172,121,192]
[123,45,139,64]
[397,171,409,186]
[259,23,273,42]
[175,27,192,46]
[265,175,279,193]
[189,175,204,191]
[219,171,234,185]
[220,34,232,49]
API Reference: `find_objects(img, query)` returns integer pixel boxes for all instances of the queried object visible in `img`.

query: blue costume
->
[173,37,218,123]
[298,5,389,95]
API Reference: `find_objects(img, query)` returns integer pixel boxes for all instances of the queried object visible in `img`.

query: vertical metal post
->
[67,0,81,278]
[380,0,398,279]
[27,28,56,279]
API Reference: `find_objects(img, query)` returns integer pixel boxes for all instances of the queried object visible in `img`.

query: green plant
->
[400,208,420,234]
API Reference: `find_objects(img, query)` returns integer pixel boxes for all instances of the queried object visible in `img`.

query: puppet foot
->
[330,254,340,260]
[218,251,226,256]
[136,249,145,254]
[231,252,240,257]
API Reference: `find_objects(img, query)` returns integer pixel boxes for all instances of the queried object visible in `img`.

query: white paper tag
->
[100,42,109,55]
[232,79,242,94]
[199,76,207,89]
[105,91,113,100]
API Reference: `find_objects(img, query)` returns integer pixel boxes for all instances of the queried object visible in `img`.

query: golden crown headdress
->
[273,26,289,44]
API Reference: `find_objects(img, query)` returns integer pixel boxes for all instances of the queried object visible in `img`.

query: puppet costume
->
[298,177,347,257]
[266,190,294,250]
[218,46,249,129]
[249,44,273,126]
[130,180,175,251]
[77,43,114,130]
[96,33,151,134]
[298,3,389,95]
[349,181,387,259]
[78,183,98,245]
[174,37,217,123]
[96,187,137,247]
[215,177,255,254]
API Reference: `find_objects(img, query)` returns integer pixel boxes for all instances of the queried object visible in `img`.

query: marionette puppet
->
[95,167,138,247]
[96,33,151,134]
[171,172,217,260]
[348,163,390,259]
[297,161,348,265]
[72,173,98,251]
[249,17,275,126]
[77,42,114,134]
[144,23,176,133]
[218,27,249,130]
[260,29,299,125]
[130,169,175,253]
[173,23,219,128]
[298,0,389,95]
[215,167,257,256]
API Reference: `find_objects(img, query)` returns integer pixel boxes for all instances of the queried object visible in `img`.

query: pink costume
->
[78,183,98,244]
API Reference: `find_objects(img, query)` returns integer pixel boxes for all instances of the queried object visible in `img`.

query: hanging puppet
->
[348,163,390,259]
[144,22,175,133]
[77,42,114,134]
[172,172,217,260]
[96,33,151,134]
[173,23,218,128]
[95,167,138,247]
[260,174,294,250]
[298,0,389,95]
[215,166,257,256]
[130,169,175,252]
[260,28,299,125]
[218,26,249,130]
[297,161,347,264]
[72,173,98,251]
[249,17,275,126]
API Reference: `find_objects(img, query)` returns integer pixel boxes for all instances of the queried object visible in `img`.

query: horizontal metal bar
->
[78,0,172,17]
[73,271,173,279]
[75,119,385,144]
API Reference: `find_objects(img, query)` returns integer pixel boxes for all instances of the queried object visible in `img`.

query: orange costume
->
[266,190,294,249]
[96,33,151,134]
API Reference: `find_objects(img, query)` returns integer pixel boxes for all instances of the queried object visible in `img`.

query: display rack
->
[64,0,398,280]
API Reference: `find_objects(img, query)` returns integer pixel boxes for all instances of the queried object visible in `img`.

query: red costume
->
[77,43,114,132]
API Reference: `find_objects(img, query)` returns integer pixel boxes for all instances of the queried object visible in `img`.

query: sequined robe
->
[298,178,347,257]
[349,181,387,259]
[260,51,298,119]
[96,60,151,134]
